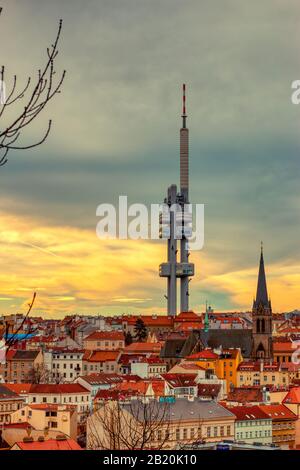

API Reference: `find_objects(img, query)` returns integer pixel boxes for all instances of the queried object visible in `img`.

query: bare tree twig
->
[0,8,65,166]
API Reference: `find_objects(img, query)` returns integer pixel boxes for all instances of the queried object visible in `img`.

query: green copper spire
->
[204,310,209,333]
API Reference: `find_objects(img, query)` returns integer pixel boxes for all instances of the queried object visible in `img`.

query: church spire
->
[254,242,269,309]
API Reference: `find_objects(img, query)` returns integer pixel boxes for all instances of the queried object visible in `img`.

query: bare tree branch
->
[0,8,65,166]
[4,292,37,351]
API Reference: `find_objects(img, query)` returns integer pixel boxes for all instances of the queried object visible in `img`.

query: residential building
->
[0,349,43,383]
[46,349,84,383]
[87,398,235,450]
[237,361,289,388]
[7,383,92,426]
[283,386,300,447]
[10,404,78,440]
[226,405,272,445]
[75,373,123,399]
[259,404,297,449]
[0,384,24,425]
[131,357,167,378]
[83,331,125,351]
[82,350,120,374]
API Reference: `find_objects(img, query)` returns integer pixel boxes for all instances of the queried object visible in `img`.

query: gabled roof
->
[3,383,32,395]
[161,373,197,388]
[83,350,120,362]
[283,387,300,404]
[187,349,218,360]
[225,405,270,421]
[258,404,297,420]
[8,350,40,361]
[198,384,221,398]
[0,384,23,400]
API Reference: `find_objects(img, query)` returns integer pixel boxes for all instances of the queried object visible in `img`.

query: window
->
[190,428,194,439]
[220,426,224,437]
[157,430,162,441]
[176,429,180,440]
[214,427,218,437]
[42,397,47,403]
[183,429,187,439]
[227,426,231,436]
[207,427,211,437]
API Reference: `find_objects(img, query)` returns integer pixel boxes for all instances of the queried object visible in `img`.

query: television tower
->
[159,84,195,316]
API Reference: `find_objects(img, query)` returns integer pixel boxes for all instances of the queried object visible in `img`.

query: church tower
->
[251,244,273,360]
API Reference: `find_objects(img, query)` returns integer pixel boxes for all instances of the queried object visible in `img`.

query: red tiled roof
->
[29,384,89,394]
[84,331,125,341]
[187,349,218,360]
[198,383,221,398]
[15,438,82,450]
[283,386,300,404]
[124,342,162,353]
[111,315,174,327]
[114,381,149,395]
[258,404,297,420]
[83,350,120,362]
[28,404,76,412]
[226,387,263,404]
[175,322,204,331]
[273,341,294,352]
[4,383,32,394]
[225,405,270,421]
[176,362,205,371]
[237,361,279,372]
[118,353,146,365]
[161,373,197,387]
[175,311,202,321]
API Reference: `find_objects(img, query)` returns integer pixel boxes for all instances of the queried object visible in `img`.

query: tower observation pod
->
[159,84,195,316]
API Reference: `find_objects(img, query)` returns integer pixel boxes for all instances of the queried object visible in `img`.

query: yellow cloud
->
[0,208,299,317]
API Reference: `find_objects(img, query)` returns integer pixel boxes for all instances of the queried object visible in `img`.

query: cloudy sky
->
[0,0,300,318]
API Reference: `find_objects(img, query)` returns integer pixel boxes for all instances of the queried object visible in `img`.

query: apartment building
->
[44,349,84,383]
[259,404,297,449]
[0,350,43,383]
[237,361,289,388]
[87,398,235,450]
[10,403,77,440]
[83,331,125,351]
[0,384,24,425]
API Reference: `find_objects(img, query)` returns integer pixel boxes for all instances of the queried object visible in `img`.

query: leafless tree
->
[0,7,65,166]
[87,398,172,450]
[26,362,52,384]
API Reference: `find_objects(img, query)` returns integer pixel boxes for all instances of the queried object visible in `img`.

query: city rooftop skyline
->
[0,0,300,318]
